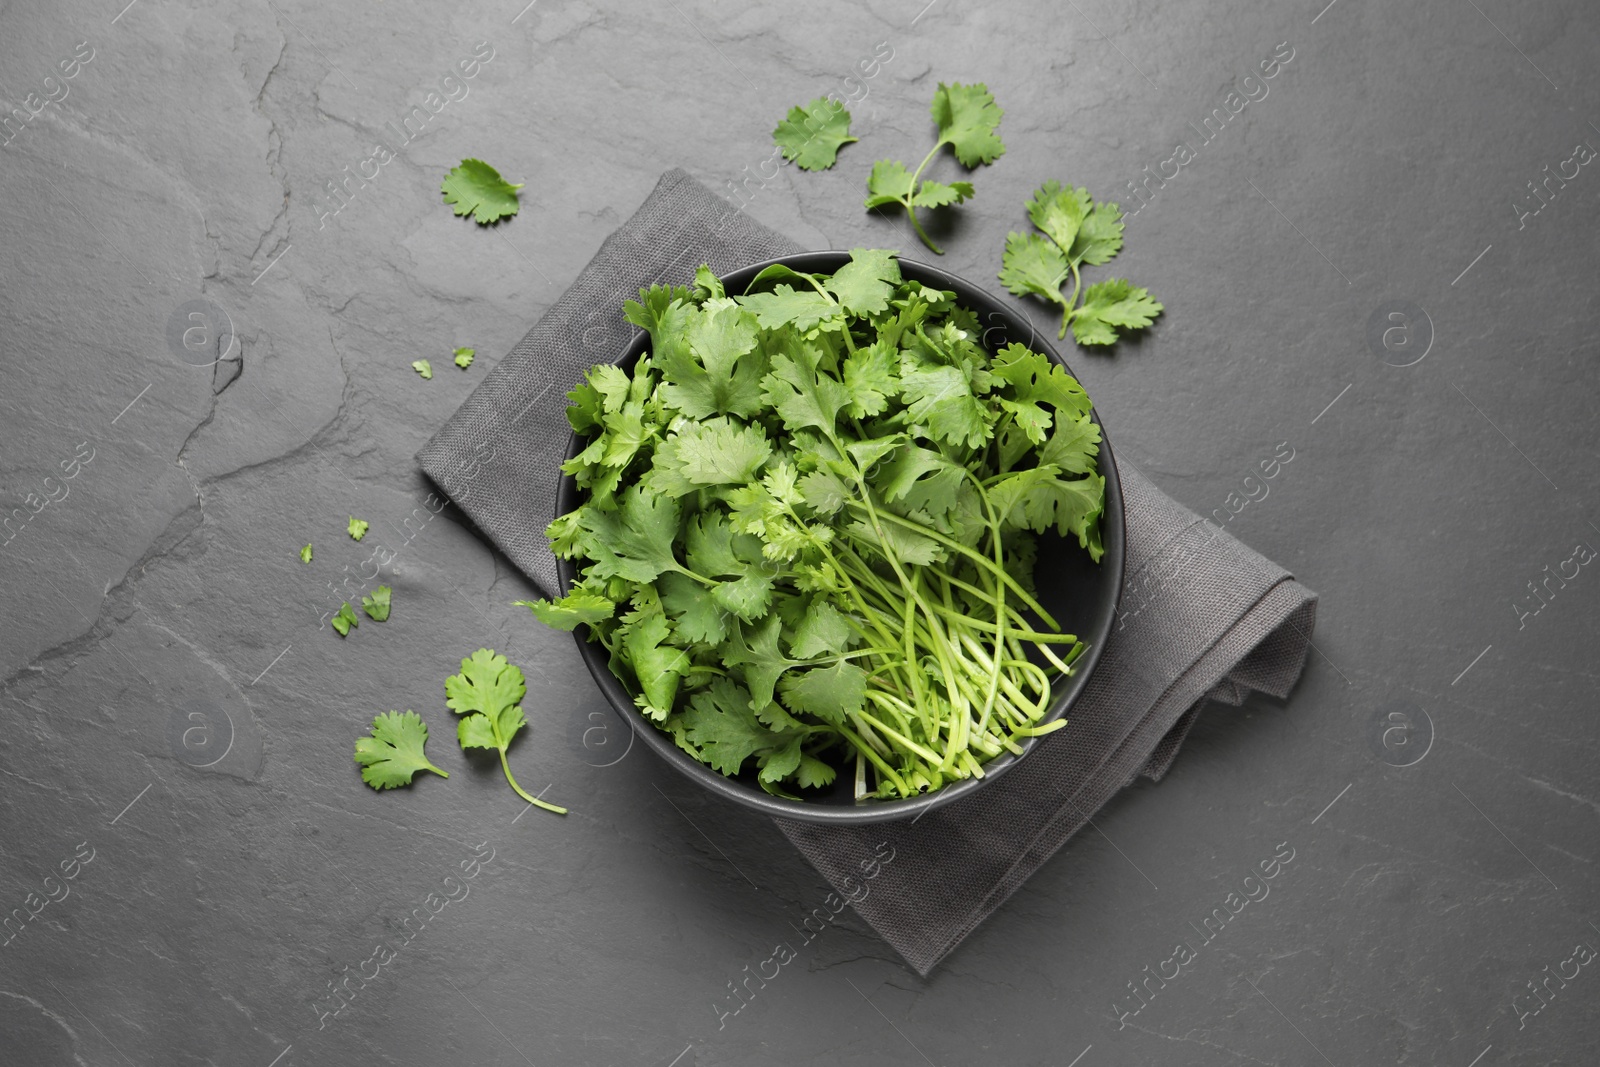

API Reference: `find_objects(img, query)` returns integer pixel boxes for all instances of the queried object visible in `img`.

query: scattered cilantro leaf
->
[1002,181,1161,344]
[454,347,475,369]
[347,516,369,541]
[361,585,391,621]
[299,543,312,564]
[355,710,448,790]
[331,602,360,637]
[446,649,567,815]
[864,82,1005,254]
[441,158,524,225]
[773,97,857,171]
[412,359,433,379]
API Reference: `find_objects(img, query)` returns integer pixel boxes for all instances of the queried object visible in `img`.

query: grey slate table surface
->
[2,0,1597,1064]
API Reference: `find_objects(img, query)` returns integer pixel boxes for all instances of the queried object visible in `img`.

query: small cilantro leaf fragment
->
[355,710,448,789]
[446,648,567,815]
[441,158,524,225]
[773,97,857,171]
[347,516,369,541]
[331,602,360,637]
[361,585,391,621]
[1001,181,1161,344]
[453,347,475,369]
[412,359,433,379]
[863,82,1005,254]
[299,543,312,564]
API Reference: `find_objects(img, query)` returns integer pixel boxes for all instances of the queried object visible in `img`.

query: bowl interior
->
[554,251,1125,824]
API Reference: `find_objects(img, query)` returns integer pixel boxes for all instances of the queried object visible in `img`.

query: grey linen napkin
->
[418,168,1319,975]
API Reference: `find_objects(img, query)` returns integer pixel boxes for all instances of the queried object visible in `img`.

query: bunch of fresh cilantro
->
[523,250,1105,801]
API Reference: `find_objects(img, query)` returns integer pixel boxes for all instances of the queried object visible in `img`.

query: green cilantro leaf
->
[516,591,614,631]
[761,342,850,438]
[998,233,1070,305]
[1069,200,1125,266]
[441,158,524,225]
[773,98,857,171]
[723,614,801,713]
[735,284,840,332]
[930,81,1006,166]
[683,678,798,776]
[355,710,448,790]
[446,648,567,814]
[1071,279,1164,346]
[331,601,360,637]
[619,611,692,717]
[299,543,312,564]
[824,248,902,317]
[864,159,916,209]
[777,660,869,725]
[412,359,433,379]
[796,755,836,789]
[576,486,683,582]
[658,416,772,488]
[897,354,991,449]
[759,737,806,783]
[841,341,899,418]
[361,585,391,621]
[788,598,856,659]
[1038,412,1102,475]
[1025,180,1091,253]
[910,180,974,208]
[347,516,369,541]
[658,571,730,645]
[454,347,475,369]
[990,344,1092,444]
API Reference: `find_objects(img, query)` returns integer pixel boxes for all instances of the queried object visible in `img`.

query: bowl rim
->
[554,249,1126,824]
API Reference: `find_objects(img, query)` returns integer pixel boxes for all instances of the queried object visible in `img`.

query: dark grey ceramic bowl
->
[555,251,1125,824]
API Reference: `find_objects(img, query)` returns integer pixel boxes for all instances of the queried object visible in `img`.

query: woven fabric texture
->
[418,168,1319,975]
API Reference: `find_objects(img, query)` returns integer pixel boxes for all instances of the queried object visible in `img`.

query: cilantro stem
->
[1058,260,1084,339]
[498,750,568,815]
[903,141,949,255]
[843,502,1060,630]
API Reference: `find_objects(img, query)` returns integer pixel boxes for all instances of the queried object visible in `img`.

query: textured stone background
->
[2,0,1597,1064]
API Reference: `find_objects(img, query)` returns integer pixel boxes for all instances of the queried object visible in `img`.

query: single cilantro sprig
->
[348,516,369,541]
[355,710,448,789]
[412,359,433,379]
[362,585,391,621]
[865,82,1005,255]
[773,97,857,171]
[442,159,523,225]
[299,543,312,564]
[446,649,568,815]
[453,347,475,369]
[331,602,360,637]
[999,181,1163,345]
